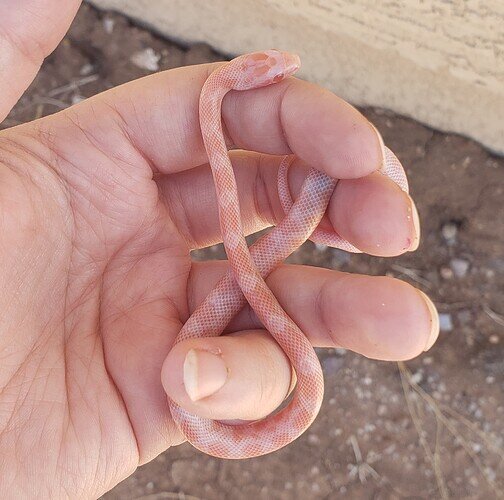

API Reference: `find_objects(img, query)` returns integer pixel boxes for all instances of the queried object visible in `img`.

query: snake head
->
[234,50,301,90]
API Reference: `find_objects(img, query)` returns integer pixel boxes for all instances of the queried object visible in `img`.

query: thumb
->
[161,331,294,421]
[0,0,81,121]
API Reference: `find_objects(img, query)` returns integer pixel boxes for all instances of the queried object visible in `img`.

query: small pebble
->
[131,48,161,71]
[415,145,426,156]
[103,17,115,34]
[71,94,85,105]
[80,63,94,76]
[440,266,454,279]
[489,334,499,344]
[411,371,423,384]
[486,376,495,384]
[450,258,470,278]
[485,467,496,482]
[441,222,458,243]
[439,313,453,332]
[485,268,495,279]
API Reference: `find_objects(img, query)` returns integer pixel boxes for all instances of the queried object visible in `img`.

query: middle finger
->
[158,151,419,256]
[188,261,439,362]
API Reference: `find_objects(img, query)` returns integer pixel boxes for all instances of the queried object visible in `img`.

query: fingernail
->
[407,197,421,251]
[370,122,386,170]
[183,349,229,402]
[418,291,439,351]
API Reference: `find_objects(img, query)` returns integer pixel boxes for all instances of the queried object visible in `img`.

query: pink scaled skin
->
[166,50,409,459]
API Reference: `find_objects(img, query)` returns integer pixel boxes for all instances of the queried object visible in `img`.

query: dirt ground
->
[3,4,503,499]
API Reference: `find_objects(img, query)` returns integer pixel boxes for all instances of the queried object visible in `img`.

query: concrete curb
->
[88,0,504,154]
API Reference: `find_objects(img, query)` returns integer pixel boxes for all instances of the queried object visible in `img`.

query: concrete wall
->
[88,0,504,154]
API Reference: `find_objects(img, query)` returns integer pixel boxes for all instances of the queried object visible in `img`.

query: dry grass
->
[398,362,504,499]
[483,304,504,328]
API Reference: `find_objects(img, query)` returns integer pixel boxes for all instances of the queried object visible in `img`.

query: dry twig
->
[398,362,504,499]
[390,264,432,289]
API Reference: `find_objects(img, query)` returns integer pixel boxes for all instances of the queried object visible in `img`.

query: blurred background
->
[2,2,502,499]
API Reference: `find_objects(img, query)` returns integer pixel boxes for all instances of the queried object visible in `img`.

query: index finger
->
[40,59,384,179]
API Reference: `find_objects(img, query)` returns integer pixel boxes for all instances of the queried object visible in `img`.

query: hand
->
[0,1,438,497]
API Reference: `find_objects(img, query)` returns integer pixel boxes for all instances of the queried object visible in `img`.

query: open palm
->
[0,2,438,498]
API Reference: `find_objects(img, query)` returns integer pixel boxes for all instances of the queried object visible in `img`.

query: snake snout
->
[237,50,301,89]
[281,52,301,76]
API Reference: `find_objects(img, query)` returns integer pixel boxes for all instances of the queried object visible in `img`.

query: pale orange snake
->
[167,50,408,458]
